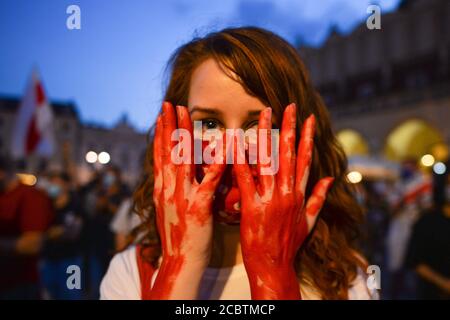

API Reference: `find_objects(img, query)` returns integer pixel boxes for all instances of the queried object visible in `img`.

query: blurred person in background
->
[77,170,102,298]
[386,159,432,299]
[359,180,391,299]
[39,171,84,300]
[111,197,141,251]
[360,181,390,275]
[84,165,129,299]
[405,159,450,299]
[0,156,54,299]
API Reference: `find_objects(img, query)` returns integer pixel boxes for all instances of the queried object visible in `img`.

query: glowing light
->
[17,173,37,186]
[337,129,369,157]
[347,171,363,184]
[98,151,110,164]
[431,143,449,161]
[420,154,435,167]
[433,162,446,175]
[85,151,98,163]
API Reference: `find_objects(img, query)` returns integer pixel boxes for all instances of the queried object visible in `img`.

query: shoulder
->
[110,199,133,232]
[348,268,380,300]
[348,251,380,300]
[117,199,133,214]
[100,246,141,300]
[300,267,379,300]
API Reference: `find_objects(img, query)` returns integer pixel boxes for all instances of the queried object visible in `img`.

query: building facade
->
[0,96,147,185]
[299,0,450,162]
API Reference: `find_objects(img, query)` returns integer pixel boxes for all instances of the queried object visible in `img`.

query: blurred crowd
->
[0,156,139,300]
[0,155,449,300]
[356,159,450,300]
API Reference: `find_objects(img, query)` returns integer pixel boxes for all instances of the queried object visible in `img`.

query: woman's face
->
[188,58,273,224]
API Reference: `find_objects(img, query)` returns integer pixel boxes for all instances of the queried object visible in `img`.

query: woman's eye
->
[203,119,219,130]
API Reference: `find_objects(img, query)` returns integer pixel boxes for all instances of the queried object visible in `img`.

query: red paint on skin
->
[277,103,296,194]
[149,102,226,299]
[149,255,185,299]
[256,107,275,194]
[295,115,315,200]
[305,177,334,217]
[200,136,245,223]
[151,101,334,300]
[234,104,334,300]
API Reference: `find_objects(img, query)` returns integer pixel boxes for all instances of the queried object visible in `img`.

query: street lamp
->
[347,170,363,184]
[85,151,98,164]
[420,154,435,167]
[98,151,111,164]
[433,162,446,175]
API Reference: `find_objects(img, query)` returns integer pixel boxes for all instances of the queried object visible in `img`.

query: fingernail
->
[287,103,297,124]
[264,107,272,121]
[162,101,171,114]
[303,114,316,135]
[175,105,183,119]
[326,177,335,188]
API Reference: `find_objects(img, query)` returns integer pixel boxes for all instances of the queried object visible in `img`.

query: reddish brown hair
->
[130,26,366,299]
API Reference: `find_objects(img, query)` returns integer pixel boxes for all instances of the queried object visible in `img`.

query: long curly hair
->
[129,26,366,300]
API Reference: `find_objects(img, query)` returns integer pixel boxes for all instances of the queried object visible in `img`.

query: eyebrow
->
[190,106,222,116]
[190,105,263,117]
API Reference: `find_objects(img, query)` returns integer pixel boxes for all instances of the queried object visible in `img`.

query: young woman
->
[100,27,378,300]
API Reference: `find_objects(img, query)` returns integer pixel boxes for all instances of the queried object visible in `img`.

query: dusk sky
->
[0,0,401,132]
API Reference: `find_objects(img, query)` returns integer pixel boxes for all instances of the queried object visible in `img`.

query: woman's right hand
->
[150,102,226,299]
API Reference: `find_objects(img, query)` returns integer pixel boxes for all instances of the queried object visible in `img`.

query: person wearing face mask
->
[39,172,84,300]
[85,166,129,299]
[405,159,450,299]
[0,156,54,299]
[385,159,433,299]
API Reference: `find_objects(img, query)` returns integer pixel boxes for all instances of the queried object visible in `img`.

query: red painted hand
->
[233,104,334,300]
[150,102,226,299]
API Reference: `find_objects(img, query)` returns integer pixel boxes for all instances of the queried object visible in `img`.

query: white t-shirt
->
[110,199,141,235]
[100,246,379,300]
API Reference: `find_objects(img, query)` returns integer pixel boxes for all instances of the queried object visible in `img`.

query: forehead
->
[187,58,266,114]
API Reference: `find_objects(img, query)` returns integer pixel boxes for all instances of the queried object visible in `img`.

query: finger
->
[303,177,334,232]
[278,103,296,196]
[162,101,177,161]
[153,115,164,237]
[153,115,164,202]
[162,101,177,197]
[198,132,227,198]
[257,107,275,196]
[233,134,256,201]
[295,114,315,207]
[175,106,194,192]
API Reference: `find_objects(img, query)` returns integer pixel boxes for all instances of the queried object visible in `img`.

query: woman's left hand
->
[233,103,334,300]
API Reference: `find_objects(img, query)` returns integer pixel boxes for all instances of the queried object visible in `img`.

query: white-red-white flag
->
[11,70,55,159]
